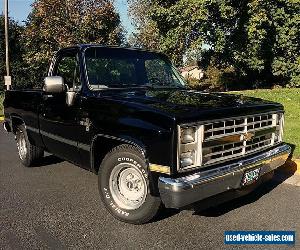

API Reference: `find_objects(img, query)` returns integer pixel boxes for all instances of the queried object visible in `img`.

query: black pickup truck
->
[3,44,291,224]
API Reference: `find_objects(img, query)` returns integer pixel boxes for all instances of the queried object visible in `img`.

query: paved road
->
[0,127,299,249]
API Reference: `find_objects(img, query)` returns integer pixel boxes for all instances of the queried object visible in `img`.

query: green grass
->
[231,88,300,158]
[0,92,4,116]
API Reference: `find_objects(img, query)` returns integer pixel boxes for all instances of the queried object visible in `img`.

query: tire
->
[16,124,44,167]
[98,144,161,224]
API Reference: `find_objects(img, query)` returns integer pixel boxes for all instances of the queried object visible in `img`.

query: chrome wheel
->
[17,131,27,160]
[109,163,147,210]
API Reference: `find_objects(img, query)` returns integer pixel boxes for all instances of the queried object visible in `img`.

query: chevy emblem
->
[243,132,255,141]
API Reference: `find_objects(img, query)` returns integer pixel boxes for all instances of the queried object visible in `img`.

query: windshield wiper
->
[99,83,188,90]
[143,83,188,89]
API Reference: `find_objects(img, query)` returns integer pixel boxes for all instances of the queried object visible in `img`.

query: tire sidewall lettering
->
[103,187,130,217]
[117,157,148,179]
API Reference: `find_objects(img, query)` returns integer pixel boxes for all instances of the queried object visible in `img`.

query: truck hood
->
[95,88,283,123]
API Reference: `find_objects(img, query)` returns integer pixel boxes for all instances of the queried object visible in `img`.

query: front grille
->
[178,112,284,171]
[202,114,279,165]
[203,114,273,141]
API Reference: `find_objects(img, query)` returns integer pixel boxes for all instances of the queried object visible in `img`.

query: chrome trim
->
[159,144,291,208]
[26,126,90,152]
[78,143,90,151]
[179,111,283,127]
[26,125,39,134]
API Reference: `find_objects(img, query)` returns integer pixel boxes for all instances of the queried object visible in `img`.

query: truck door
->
[39,48,82,165]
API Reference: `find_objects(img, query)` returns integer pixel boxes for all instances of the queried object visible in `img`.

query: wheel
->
[16,124,44,167]
[98,144,161,224]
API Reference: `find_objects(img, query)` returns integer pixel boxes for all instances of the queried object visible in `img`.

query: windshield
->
[84,47,186,89]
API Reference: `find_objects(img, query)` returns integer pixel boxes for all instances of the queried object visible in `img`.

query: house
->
[179,65,204,80]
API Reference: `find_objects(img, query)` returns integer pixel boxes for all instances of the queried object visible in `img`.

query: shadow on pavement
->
[151,207,180,223]
[31,154,64,167]
[192,175,279,217]
[192,167,296,218]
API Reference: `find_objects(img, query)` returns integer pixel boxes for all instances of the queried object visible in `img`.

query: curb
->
[290,159,300,175]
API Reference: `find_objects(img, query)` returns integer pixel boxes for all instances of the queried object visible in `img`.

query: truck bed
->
[4,89,44,147]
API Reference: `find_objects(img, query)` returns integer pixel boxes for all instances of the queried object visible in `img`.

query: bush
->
[186,65,238,91]
[288,74,300,88]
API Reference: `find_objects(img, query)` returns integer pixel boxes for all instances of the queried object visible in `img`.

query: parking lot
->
[0,128,299,249]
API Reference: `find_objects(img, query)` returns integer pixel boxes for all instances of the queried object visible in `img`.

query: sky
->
[0,0,135,35]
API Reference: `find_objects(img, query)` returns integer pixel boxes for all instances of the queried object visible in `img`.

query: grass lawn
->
[231,88,300,158]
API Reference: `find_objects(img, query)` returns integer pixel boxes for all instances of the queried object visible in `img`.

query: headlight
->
[178,125,203,171]
[180,150,195,168]
[181,127,196,144]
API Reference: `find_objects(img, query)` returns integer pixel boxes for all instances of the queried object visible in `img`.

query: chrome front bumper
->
[158,144,291,208]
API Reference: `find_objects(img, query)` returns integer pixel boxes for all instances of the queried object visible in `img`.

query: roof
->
[59,44,162,54]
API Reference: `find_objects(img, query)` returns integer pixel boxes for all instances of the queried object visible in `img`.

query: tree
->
[128,0,160,50]
[129,0,300,87]
[0,15,28,90]
[24,0,124,86]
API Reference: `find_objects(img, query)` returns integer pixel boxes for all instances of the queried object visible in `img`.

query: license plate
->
[241,168,261,186]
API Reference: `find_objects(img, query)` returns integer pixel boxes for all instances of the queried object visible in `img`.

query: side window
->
[53,53,81,91]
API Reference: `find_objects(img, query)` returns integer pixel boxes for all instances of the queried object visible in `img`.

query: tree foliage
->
[23,0,124,86]
[129,0,300,87]
[128,0,160,50]
[0,15,28,90]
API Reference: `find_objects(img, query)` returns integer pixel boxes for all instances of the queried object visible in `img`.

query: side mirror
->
[43,76,65,93]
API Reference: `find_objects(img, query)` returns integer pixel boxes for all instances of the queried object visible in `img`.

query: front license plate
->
[241,168,261,186]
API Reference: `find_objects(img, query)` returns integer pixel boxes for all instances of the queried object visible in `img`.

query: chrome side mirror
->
[43,76,66,93]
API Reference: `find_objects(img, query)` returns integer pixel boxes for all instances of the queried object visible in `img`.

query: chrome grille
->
[204,118,245,140]
[178,112,284,171]
[247,114,273,131]
[202,114,278,165]
[245,134,272,152]
[204,114,274,141]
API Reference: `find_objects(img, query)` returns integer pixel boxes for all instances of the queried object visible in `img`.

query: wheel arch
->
[90,134,147,175]
[10,115,25,134]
